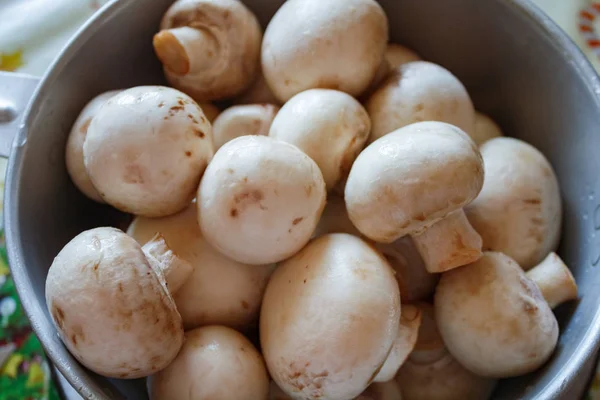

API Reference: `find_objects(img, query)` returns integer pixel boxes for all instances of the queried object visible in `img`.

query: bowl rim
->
[5,0,600,398]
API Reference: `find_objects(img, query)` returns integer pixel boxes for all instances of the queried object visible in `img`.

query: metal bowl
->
[4,0,600,398]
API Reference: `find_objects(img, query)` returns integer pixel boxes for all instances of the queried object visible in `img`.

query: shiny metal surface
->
[4,0,600,399]
[0,72,39,158]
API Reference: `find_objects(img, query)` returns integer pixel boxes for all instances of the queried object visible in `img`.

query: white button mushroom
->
[345,121,484,273]
[83,86,214,217]
[260,233,401,400]
[261,0,388,103]
[65,90,121,203]
[153,0,262,101]
[269,89,371,191]
[396,303,497,400]
[314,196,438,301]
[366,61,475,143]
[465,137,562,269]
[435,251,577,378]
[235,72,281,106]
[127,203,274,331]
[149,325,270,400]
[197,135,326,265]
[213,104,280,150]
[385,44,422,70]
[472,111,503,145]
[373,304,422,383]
[45,227,192,379]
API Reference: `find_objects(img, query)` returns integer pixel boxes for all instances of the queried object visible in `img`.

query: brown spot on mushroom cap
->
[232,190,267,214]
[185,151,192,157]
[51,303,66,330]
[523,198,542,205]
[79,118,93,134]
[286,362,329,397]
[235,190,263,203]
[230,208,238,217]
[123,164,145,184]
[293,217,304,225]
[241,300,249,310]
[193,128,205,138]
[305,184,313,197]
[353,268,370,280]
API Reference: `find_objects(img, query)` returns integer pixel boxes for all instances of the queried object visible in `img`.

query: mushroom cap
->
[396,302,497,400]
[127,203,274,330]
[157,0,262,101]
[213,104,279,150]
[197,135,326,265]
[84,86,214,217]
[149,325,269,400]
[366,61,475,143]
[472,111,503,145]
[435,252,559,378]
[45,227,183,379]
[65,90,121,203]
[385,44,422,69]
[235,72,281,105]
[261,0,388,103]
[465,137,562,269]
[260,233,401,400]
[345,121,484,243]
[270,89,371,190]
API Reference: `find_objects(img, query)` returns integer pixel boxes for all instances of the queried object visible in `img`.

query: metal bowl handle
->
[0,72,40,158]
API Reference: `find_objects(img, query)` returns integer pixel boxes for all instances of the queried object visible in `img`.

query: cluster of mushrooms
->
[45,0,578,399]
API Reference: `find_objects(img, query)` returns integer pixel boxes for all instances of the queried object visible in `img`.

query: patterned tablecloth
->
[0,0,599,399]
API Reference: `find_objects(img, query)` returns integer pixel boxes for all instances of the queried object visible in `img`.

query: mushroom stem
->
[373,304,422,382]
[153,26,218,76]
[142,233,193,294]
[412,209,483,273]
[526,252,578,309]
